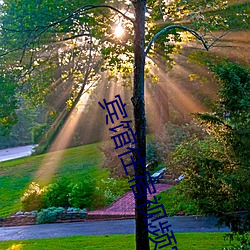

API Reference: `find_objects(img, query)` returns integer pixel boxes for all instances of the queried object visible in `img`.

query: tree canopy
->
[1,0,248,134]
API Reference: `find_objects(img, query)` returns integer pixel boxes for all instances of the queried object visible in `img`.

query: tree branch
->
[36,4,134,31]
[205,30,230,49]
[55,32,91,43]
[1,4,134,34]
[0,4,134,57]
[145,25,211,56]
[82,5,134,23]
[0,26,50,57]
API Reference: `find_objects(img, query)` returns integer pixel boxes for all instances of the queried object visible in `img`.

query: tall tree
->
[132,2,148,248]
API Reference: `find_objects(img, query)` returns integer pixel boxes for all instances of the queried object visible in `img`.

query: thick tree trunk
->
[131,1,150,250]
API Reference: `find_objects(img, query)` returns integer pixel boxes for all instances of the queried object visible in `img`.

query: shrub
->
[21,182,45,211]
[154,185,200,216]
[36,206,64,224]
[95,178,118,207]
[223,233,250,250]
[32,123,47,144]
[43,177,71,208]
[92,177,130,209]
[22,176,126,213]
[67,207,86,213]
[167,135,249,217]
[68,179,94,209]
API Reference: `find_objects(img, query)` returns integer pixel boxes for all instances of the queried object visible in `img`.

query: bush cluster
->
[68,180,94,209]
[223,232,250,250]
[43,177,71,208]
[36,206,64,224]
[21,176,128,212]
[21,178,94,211]
[93,177,129,209]
[20,182,46,212]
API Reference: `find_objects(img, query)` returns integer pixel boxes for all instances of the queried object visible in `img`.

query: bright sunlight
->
[114,24,125,38]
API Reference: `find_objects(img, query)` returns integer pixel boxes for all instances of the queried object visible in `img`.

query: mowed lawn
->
[0,233,231,250]
[0,142,104,217]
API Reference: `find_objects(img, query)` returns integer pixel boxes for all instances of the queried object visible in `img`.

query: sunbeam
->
[145,54,210,129]
[34,42,222,183]
[35,92,90,184]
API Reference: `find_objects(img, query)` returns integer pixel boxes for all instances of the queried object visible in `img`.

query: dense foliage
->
[223,232,250,250]
[36,206,64,224]
[0,0,248,138]
[20,182,45,212]
[168,61,250,233]
[68,179,95,209]
[43,177,72,208]
[0,75,18,136]
[21,176,129,212]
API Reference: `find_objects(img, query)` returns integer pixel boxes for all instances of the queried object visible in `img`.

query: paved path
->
[88,184,171,219]
[0,145,37,162]
[0,217,230,241]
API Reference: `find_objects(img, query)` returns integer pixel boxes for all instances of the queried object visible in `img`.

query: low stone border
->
[56,212,87,222]
[1,214,36,227]
[0,212,88,227]
[87,212,135,220]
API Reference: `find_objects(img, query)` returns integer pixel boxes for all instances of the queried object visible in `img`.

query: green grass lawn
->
[0,140,205,218]
[0,143,106,217]
[1,140,190,218]
[155,185,200,216]
[0,233,231,250]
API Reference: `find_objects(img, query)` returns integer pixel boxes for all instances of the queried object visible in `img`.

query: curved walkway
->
[88,184,171,219]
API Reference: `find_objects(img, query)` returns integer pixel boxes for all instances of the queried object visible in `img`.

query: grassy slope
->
[155,186,200,216]
[0,233,231,250]
[0,140,198,218]
[0,142,105,217]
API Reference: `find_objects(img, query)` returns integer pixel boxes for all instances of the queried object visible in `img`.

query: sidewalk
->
[88,184,171,219]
